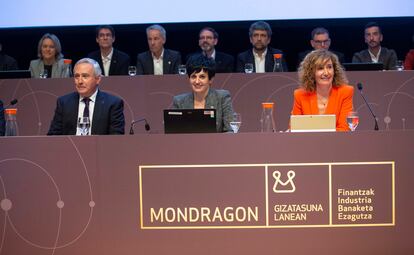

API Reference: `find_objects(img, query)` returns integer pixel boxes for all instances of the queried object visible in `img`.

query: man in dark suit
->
[0,43,19,71]
[48,58,125,135]
[352,22,397,70]
[136,24,182,75]
[297,27,345,67]
[87,25,130,76]
[236,21,288,73]
[186,27,234,73]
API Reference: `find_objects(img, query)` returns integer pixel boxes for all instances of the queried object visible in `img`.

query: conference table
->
[1,71,414,254]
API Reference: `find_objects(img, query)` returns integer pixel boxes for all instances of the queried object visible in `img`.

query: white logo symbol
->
[272,170,296,193]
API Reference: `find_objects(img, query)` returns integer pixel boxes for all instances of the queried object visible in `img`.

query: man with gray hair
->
[48,58,125,135]
[136,24,182,75]
[236,21,288,72]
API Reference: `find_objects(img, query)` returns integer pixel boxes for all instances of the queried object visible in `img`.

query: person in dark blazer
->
[136,24,181,75]
[48,58,124,135]
[352,22,397,70]
[87,25,130,76]
[0,100,5,136]
[172,56,234,133]
[297,27,345,67]
[236,21,288,73]
[0,43,18,71]
[186,27,234,73]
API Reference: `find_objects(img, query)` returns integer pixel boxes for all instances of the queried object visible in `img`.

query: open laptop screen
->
[0,70,31,79]
[342,62,384,71]
[290,114,336,132]
[163,109,217,134]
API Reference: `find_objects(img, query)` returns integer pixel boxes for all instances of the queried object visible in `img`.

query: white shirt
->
[152,49,164,75]
[368,47,382,63]
[204,49,216,59]
[101,48,113,76]
[76,89,98,135]
[253,48,267,73]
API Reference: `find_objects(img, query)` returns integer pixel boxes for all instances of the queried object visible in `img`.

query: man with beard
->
[236,21,288,73]
[186,27,234,73]
[352,22,397,70]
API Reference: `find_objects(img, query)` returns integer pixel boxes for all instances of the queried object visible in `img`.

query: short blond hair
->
[298,49,348,92]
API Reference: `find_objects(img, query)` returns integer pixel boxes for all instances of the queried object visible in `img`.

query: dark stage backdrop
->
[1,17,413,71]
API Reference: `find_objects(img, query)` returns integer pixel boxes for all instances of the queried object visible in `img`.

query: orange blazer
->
[291,85,354,131]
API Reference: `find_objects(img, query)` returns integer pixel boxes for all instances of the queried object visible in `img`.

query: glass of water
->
[78,117,91,135]
[395,60,404,71]
[128,66,137,76]
[178,65,187,75]
[39,69,48,79]
[346,111,359,132]
[244,63,253,74]
[230,112,242,133]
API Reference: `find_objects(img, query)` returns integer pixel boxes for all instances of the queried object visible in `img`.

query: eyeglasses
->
[313,39,331,45]
[98,33,113,38]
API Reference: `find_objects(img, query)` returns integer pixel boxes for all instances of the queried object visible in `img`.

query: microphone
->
[0,99,18,112]
[129,118,150,135]
[356,83,379,131]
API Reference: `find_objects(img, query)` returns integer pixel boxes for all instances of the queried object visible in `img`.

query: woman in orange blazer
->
[292,49,354,131]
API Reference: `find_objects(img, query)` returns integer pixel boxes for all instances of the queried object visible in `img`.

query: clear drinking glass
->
[128,66,137,76]
[230,112,242,133]
[395,60,404,71]
[346,111,359,131]
[244,63,253,74]
[178,65,187,75]
[39,69,48,79]
[78,117,91,135]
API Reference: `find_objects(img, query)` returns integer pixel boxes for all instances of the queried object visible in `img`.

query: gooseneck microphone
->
[129,118,151,135]
[356,83,379,131]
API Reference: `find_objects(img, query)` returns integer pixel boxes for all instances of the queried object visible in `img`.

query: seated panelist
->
[47,58,125,135]
[172,57,234,132]
[291,50,354,131]
[29,33,71,78]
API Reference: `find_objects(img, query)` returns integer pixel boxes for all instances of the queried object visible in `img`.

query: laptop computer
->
[163,109,217,134]
[0,70,31,79]
[342,62,384,71]
[290,114,336,132]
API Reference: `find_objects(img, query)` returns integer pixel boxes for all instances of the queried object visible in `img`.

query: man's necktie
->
[83,97,90,118]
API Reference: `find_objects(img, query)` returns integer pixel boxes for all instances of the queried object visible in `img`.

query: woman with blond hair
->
[291,49,354,131]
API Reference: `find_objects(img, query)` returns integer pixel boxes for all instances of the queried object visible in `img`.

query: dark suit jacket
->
[352,47,397,70]
[87,48,130,76]
[186,51,234,73]
[47,90,125,135]
[0,53,19,71]
[236,47,288,72]
[297,50,345,67]
[172,88,234,132]
[0,100,5,136]
[136,49,181,75]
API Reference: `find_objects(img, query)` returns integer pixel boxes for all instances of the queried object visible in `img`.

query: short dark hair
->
[249,21,272,38]
[311,27,329,40]
[199,27,219,39]
[186,55,216,79]
[364,22,381,34]
[95,25,115,38]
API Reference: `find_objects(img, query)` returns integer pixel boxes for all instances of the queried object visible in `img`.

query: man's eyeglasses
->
[313,39,331,45]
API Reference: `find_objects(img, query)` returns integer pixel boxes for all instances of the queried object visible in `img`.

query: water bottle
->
[64,59,73,77]
[260,102,276,132]
[273,53,283,72]
[4,108,18,136]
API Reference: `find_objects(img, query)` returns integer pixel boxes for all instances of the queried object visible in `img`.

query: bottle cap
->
[262,102,274,109]
[64,59,72,64]
[5,108,17,115]
[273,53,282,59]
